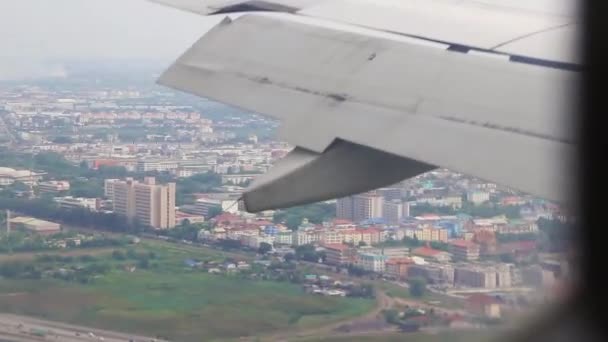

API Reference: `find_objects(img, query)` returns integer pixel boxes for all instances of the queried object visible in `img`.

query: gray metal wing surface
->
[153,1,580,211]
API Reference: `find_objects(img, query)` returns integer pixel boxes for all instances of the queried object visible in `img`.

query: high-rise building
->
[336,196,354,220]
[403,201,411,217]
[104,179,120,198]
[353,192,384,222]
[109,177,176,229]
[383,200,403,224]
[378,187,402,201]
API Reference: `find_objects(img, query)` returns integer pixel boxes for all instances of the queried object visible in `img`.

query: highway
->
[0,313,166,342]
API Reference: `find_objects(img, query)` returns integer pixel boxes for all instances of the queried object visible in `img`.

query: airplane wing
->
[151,0,580,212]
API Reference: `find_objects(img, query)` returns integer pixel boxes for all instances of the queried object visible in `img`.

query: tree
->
[409,276,427,298]
[284,253,295,263]
[430,241,449,251]
[258,242,273,255]
[358,240,367,247]
[112,250,126,260]
[286,216,303,230]
[138,258,150,269]
[52,136,73,144]
[273,202,336,230]
[383,309,401,324]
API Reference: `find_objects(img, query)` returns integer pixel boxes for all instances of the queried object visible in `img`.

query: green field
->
[298,330,499,342]
[0,241,374,341]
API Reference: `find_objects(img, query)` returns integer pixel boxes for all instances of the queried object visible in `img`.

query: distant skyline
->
[0,0,222,79]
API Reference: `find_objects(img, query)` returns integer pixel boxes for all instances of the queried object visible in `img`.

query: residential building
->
[54,196,98,211]
[322,229,345,245]
[416,193,462,208]
[381,246,410,259]
[454,265,497,288]
[405,226,449,242]
[220,174,258,185]
[192,198,222,218]
[467,191,490,205]
[449,240,480,261]
[8,216,60,235]
[110,177,176,229]
[357,253,388,273]
[466,294,502,318]
[175,211,205,224]
[104,178,120,198]
[408,263,455,285]
[498,220,539,234]
[275,231,293,245]
[411,246,451,263]
[38,180,70,193]
[293,230,322,246]
[324,244,356,265]
[0,167,43,186]
[454,263,512,289]
[385,257,413,280]
[521,265,556,288]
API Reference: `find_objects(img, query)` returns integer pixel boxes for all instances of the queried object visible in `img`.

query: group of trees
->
[273,203,336,230]
[294,244,326,263]
[410,201,522,219]
[175,172,222,205]
[408,276,427,297]
[112,248,157,269]
[0,257,112,283]
[537,217,570,252]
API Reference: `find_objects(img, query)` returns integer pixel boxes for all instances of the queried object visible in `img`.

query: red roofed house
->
[466,293,502,318]
[411,245,451,263]
[332,219,355,228]
[212,213,243,228]
[175,211,205,224]
[449,239,480,261]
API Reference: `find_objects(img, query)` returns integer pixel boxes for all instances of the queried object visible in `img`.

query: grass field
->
[0,241,374,341]
[297,329,499,342]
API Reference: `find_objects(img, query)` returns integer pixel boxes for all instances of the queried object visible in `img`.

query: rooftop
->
[412,246,445,257]
[449,239,479,248]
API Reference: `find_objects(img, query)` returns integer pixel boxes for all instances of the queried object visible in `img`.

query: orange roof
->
[449,239,478,248]
[412,246,444,257]
[356,228,381,234]
[333,219,353,225]
[386,257,413,265]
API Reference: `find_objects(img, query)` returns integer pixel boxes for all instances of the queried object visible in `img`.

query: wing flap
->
[243,141,435,212]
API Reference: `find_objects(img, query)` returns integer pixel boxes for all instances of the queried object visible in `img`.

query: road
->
[0,313,165,342]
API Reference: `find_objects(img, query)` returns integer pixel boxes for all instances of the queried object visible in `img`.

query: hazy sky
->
[0,0,221,61]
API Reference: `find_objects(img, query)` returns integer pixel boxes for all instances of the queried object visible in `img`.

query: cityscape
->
[0,70,573,342]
